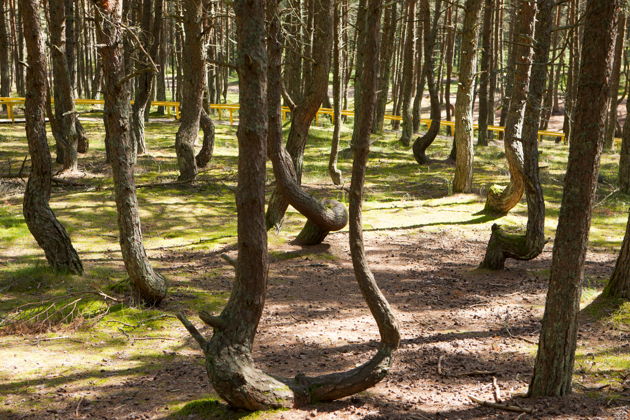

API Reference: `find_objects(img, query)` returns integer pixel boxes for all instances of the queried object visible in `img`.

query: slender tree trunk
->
[399,0,416,147]
[195,109,215,168]
[453,0,483,193]
[529,0,621,397]
[175,0,205,182]
[480,0,553,270]
[0,1,10,102]
[265,0,334,232]
[412,0,442,165]
[328,0,342,185]
[603,210,630,299]
[131,0,163,157]
[483,0,537,215]
[604,12,626,151]
[179,2,398,409]
[619,101,630,194]
[94,0,167,306]
[21,0,82,275]
[48,0,80,173]
[477,0,493,146]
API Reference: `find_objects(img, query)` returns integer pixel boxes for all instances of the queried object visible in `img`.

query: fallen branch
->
[492,376,502,402]
[437,355,444,376]
[468,395,533,414]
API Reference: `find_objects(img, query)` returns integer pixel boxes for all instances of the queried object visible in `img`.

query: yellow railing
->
[0,96,620,144]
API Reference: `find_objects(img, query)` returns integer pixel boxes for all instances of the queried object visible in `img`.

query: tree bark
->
[131,0,163,157]
[265,0,334,232]
[328,0,342,186]
[480,0,553,270]
[619,100,630,194]
[412,0,442,165]
[452,0,483,193]
[483,0,537,215]
[603,210,630,299]
[399,0,416,147]
[21,0,82,275]
[604,12,626,151]
[179,2,398,409]
[477,0,493,147]
[94,0,167,306]
[195,109,215,168]
[0,0,10,102]
[529,0,621,397]
[48,0,80,173]
[373,2,397,134]
[175,0,205,182]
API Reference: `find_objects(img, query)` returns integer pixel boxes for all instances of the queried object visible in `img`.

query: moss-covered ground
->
[0,115,628,419]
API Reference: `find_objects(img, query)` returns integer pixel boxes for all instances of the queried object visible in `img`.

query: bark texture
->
[328,1,343,186]
[483,0,536,215]
[452,0,483,193]
[21,0,83,275]
[480,0,553,270]
[477,0,493,147]
[603,210,630,299]
[529,0,621,397]
[175,0,205,182]
[94,0,167,306]
[399,0,416,147]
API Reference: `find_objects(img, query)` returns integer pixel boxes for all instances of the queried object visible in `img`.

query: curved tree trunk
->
[603,210,630,299]
[412,0,442,165]
[480,0,553,270]
[131,0,163,157]
[265,0,334,232]
[399,0,416,147]
[21,0,82,275]
[95,0,166,306]
[452,0,483,193]
[178,2,398,410]
[603,12,626,151]
[328,1,342,186]
[483,0,537,215]
[195,109,215,168]
[175,0,205,182]
[529,0,621,397]
[49,0,80,173]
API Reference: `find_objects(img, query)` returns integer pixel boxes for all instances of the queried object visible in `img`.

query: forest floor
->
[0,114,629,420]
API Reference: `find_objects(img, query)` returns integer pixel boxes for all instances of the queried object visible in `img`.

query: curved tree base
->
[76,120,89,153]
[412,122,440,165]
[195,110,215,168]
[265,190,289,231]
[479,224,544,270]
[293,199,346,245]
[130,269,167,306]
[483,182,524,215]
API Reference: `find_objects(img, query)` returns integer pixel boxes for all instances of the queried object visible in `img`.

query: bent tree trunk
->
[399,0,416,147]
[178,1,398,409]
[477,0,493,147]
[131,0,163,157]
[49,0,80,172]
[529,0,620,397]
[328,0,342,186]
[21,0,82,275]
[412,0,442,165]
[452,0,483,193]
[265,0,337,237]
[95,0,166,306]
[175,0,205,182]
[483,0,537,215]
[603,209,630,299]
[195,109,215,168]
[480,0,553,270]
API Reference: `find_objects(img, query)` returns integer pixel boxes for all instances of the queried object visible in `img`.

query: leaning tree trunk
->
[131,0,163,157]
[178,1,398,409]
[483,0,537,215]
[480,0,554,270]
[328,0,343,186]
[195,109,215,168]
[603,209,630,299]
[452,0,483,193]
[477,0,493,147]
[21,0,82,275]
[604,12,626,151]
[49,0,80,173]
[529,0,621,397]
[94,0,167,306]
[265,0,335,233]
[399,0,416,147]
[412,0,442,165]
[175,0,205,182]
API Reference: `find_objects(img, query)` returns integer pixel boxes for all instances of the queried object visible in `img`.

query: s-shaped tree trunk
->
[480,0,554,270]
[265,0,338,240]
[178,1,398,409]
[529,0,621,397]
[483,0,537,215]
[452,0,483,193]
[175,0,205,182]
[94,0,167,306]
[412,0,442,165]
[21,0,83,275]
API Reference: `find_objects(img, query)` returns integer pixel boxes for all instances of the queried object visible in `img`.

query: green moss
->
[167,397,286,419]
